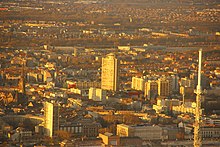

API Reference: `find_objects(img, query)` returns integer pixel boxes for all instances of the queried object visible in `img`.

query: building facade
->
[144,80,158,98]
[101,53,119,91]
[158,79,170,97]
[44,101,59,137]
[117,124,163,140]
[99,132,120,146]
[60,119,101,138]
[89,88,107,102]
[131,77,147,91]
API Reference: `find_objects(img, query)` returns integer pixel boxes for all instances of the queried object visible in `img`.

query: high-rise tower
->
[101,53,119,91]
[19,59,26,94]
[194,49,203,147]
[44,101,59,137]
[157,79,170,97]
[145,80,158,98]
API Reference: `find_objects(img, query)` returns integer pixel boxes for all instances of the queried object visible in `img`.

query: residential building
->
[117,124,163,140]
[185,125,220,139]
[144,80,158,98]
[67,81,100,89]
[180,77,195,88]
[153,99,181,113]
[201,126,220,138]
[190,73,210,89]
[170,74,180,93]
[163,126,185,140]
[44,101,59,137]
[89,88,107,102]
[180,86,194,97]
[9,127,32,142]
[120,137,143,146]
[158,78,170,97]
[99,132,120,146]
[60,118,101,138]
[101,53,119,91]
[172,102,196,115]
[204,117,220,126]
[131,76,147,91]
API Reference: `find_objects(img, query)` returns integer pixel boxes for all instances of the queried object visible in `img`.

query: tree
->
[23,118,35,131]
[123,114,142,125]
[54,130,71,141]
[97,117,109,128]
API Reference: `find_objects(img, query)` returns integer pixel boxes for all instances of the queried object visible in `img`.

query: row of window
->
[60,126,82,133]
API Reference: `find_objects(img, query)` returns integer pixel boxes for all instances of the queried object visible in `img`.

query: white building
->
[70,88,88,97]
[131,76,147,91]
[89,88,107,102]
[44,101,59,137]
[153,99,181,113]
[172,102,196,115]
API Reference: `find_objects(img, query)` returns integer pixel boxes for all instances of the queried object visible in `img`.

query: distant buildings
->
[101,53,119,91]
[180,77,197,98]
[153,98,181,113]
[117,123,184,141]
[170,74,180,93]
[67,80,100,89]
[9,127,32,143]
[172,102,196,114]
[184,124,220,139]
[180,73,210,95]
[204,117,220,126]
[201,126,220,138]
[44,101,59,137]
[132,75,180,98]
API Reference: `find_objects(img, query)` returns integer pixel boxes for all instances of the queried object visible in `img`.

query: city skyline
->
[0,0,220,146]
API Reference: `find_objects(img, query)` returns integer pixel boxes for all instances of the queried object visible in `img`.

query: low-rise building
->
[99,132,120,146]
[60,118,101,138]
[117,124,163,140]
[89,88,106,102]
[153,99,181,113]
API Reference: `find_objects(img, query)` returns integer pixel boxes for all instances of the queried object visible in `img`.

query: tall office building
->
[44,101,59,137]
[101,53,119,91]
[144,80,158,98]
[158,79,170,97]
[170,74,180,93]
[131,76,147,91]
